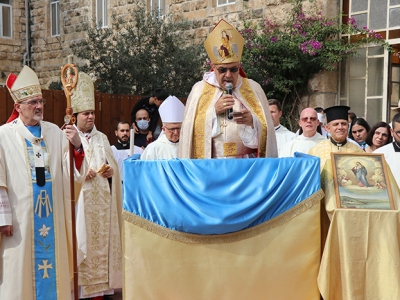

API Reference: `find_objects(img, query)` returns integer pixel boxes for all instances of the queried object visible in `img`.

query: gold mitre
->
[204,19,244,64]
[6,66,42,103]
[71,72,95,113]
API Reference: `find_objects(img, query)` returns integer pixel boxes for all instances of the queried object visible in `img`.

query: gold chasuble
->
[75,126,123,297]
[309,139,363,171]
[179,77,277,158]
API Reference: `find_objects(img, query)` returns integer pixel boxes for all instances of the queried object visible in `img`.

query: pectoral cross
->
[220,118,227,134]
[38,260,52,278]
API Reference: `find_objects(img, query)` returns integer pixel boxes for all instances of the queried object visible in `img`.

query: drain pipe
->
[22,0,31,66]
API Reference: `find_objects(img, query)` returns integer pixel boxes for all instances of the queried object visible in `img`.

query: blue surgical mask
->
[137,119,149,130]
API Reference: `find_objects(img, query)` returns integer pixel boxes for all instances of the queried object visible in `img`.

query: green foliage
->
[241,0,391,129]
[48,80,63,90]
[71,6,207,97]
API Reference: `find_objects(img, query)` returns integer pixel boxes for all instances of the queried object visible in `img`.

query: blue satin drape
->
[123,156,320,234]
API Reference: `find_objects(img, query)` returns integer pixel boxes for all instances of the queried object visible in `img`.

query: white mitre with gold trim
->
[6,65,42,103]
[71,72,95,113]
[204,19,244,64]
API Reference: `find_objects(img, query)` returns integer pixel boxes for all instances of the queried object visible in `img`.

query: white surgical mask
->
[137,119,149,130]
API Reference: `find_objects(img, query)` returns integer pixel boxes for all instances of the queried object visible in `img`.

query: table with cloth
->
[122,156,323,300]
[317,159,400,300]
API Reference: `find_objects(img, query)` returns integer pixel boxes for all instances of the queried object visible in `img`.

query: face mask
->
[137,119,149,130]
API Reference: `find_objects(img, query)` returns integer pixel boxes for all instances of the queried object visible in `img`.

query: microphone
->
[225,83,233,120]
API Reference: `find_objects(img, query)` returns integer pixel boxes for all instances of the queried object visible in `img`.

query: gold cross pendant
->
[220,119,227,133]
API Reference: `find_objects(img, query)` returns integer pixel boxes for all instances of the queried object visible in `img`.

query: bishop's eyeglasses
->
[20,98,46,106]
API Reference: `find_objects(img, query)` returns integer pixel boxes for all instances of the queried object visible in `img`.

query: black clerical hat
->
[324,105,350,123]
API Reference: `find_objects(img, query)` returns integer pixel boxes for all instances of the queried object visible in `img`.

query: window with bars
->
[339,0,400,123]
[96,0,108,28]
[148,0,166,16]
[217,0,235,6]
[50,0,60,36]
[0,0,12,38]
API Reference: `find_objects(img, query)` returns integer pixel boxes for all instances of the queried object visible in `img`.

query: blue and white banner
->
[123,155,321,235]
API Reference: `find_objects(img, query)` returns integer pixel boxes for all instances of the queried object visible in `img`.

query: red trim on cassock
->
[7,109,19,123]
[6,73,17,89]
[73,149,85,170]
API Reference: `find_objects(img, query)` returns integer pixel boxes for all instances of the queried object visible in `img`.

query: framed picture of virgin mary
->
[331,153,395,210]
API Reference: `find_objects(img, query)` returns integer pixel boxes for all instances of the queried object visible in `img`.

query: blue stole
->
[26,126,58,300]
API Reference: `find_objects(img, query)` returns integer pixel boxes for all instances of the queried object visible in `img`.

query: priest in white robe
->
[178,20,277,159]
[0,66,86,300]
[268,99,296,154]
[141,96,185,160]
[280,108,326,157]
[71,72,123,299]
[111,121,143,179]
[374,113,400,187]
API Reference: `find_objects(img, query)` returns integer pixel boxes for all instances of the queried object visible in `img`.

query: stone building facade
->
[0,0,338,110]
[1,0,399,123]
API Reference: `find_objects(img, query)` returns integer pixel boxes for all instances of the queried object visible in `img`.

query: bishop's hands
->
[215,94,235,115]
[64,125,82,149]
[85,165,114,180]
[214,94,253,127]
[233,109,254,128]
[0,225,13,237]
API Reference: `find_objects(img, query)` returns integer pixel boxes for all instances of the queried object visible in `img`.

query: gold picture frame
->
[331,153,395,210]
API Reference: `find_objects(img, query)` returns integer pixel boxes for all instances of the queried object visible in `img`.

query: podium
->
[122,157,323,300]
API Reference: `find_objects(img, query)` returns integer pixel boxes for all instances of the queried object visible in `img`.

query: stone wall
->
[0,0,26,86]
[0,0,339,111]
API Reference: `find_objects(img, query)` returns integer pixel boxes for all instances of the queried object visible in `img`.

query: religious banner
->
[331,153,395,209]
[123,156,323,300]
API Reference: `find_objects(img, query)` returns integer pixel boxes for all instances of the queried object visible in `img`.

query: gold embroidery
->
[193,83,216,159]
[239,78,268,157]
[91,256,100,277]
[91,210,100,250]
[224,142,237,156]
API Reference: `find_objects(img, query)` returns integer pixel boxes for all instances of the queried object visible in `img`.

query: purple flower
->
[348,18,357,25]
[270,37,277,42]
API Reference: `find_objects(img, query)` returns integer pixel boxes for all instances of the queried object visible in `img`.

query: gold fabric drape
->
[123,194,323,300]
[318,209,400,300]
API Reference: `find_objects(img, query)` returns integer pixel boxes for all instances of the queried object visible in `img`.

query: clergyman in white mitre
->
[141,96,185,160]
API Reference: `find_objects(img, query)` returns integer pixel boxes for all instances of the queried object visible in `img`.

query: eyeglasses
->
[164,126,181,133]
[300,117,318,122]
[394,131,400,137]
[216,66,239,74]
[20,98,46,106]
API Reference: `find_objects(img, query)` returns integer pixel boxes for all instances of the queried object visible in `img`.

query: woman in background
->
[365,122,392,153]
[349,118,370,151]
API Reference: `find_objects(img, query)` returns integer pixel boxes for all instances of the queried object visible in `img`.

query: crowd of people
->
[1,18,400,300]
